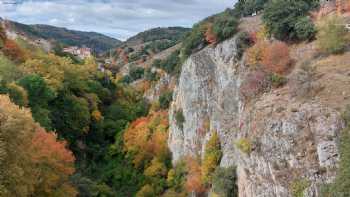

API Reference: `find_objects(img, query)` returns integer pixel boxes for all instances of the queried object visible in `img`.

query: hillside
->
[4,0,350,197]
[4,19,122,53]
[125,27,190,46]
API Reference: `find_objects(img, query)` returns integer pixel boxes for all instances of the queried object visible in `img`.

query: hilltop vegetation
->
[6,20,122,53]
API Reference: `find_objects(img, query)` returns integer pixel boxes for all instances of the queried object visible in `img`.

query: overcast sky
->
[0,0,234,40]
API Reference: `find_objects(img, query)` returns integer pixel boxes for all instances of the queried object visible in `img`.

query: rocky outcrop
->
[168,36,344,196]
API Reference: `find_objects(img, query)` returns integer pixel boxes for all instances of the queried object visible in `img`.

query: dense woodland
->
[1,0,350,196]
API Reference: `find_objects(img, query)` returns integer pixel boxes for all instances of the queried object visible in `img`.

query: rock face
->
[168,36,344,197]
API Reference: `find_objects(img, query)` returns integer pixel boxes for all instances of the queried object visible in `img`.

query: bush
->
[295,17,316,41]
[136,184,155,197]
[269,73,287,88]
[235,138,252,154]
[289,64,318,98]
[129,67,145,81]
[246,41,268,67]
[290,179,310,197]
[175,109,185,130]
[144,68,159,82]
[212,12,239,42]
[317,15,348,54]
[239,70,269,100]
[6,82,28,107]
[212,166,238,197]
[262,0,318,41]
[236,32,253,60]
[261,41,291,74]
[202,132,222,184]
[156,50,181,75]
[2,39,27,63]
[159,91,173,109]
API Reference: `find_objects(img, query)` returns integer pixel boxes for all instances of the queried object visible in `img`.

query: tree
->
[263,0,318,41]
[317,14,348,54]
[212,167,238,197]
[51,94,91,142]
[212,11,239,42]
[159,91,173,109]
[30,129,76,197]
[202,132,222,184]
[0,95,76,197]
[185,157,206,195]
[295,17,316,41]
[18,74,55,129]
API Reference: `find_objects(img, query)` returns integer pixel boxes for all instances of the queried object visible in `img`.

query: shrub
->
[144,68,159,82]
[239,70,269,100]
[289,64,318,98]
[262,0,318,41]
[202,132,222,184]
[269,73,287,88]
[245,41,268,67]
[290,179,310,197]
[157,50,181,75]
[175,109,185,130]
[212,166,238,197]
[2,39,27,63]
[6,82,29,107]
[317,14,348,54]
[181,24,207,60]
[129,66,145,81]
[236,32,253,60]
[295,17,316,41]
[136,184,155,197]
[167,161,187,191]
[212,12,239,42]
[235,138,252,154]
[261,41,291,74]
[159,91,173,109]
[185,157,206,195]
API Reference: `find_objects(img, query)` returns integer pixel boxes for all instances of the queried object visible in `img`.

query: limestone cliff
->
[168,35,345,196]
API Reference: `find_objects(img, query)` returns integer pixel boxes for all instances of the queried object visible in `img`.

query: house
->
[63,46,92,59]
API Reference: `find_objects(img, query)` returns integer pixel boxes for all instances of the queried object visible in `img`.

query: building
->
[63,46,92,59]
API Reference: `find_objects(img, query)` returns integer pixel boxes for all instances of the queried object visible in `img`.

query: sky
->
[0,0,234,40]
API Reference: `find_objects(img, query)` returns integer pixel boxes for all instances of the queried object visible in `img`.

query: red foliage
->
[239,70,269,99]
[2,39,27,63]
[205,23,217,44]
[185,157,206,195]
[261,41,291,74]
[249,31,258,44]
[30,128,75,175]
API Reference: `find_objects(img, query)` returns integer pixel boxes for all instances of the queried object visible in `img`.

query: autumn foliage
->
[205,23,218,44]
[261,41,291,74]
[185,157,206,195]
[2,39,27,63]
[246,41,291,74]
[124,111,170,168]
[0,95,76,197]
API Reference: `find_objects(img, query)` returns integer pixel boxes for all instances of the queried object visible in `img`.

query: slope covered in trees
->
[4,19,122,53]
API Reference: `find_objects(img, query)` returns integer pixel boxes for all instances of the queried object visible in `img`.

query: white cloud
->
[0,0,235,40]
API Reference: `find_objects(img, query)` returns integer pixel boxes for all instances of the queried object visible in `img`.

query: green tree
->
[159,91,173,109]
[212,166,238,197]
[51,94,91,142]
[295,17,316,41]
[263,0,318,41]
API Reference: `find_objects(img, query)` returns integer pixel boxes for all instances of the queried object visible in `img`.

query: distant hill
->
[125,27,190,46]
[4,20,122,53]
